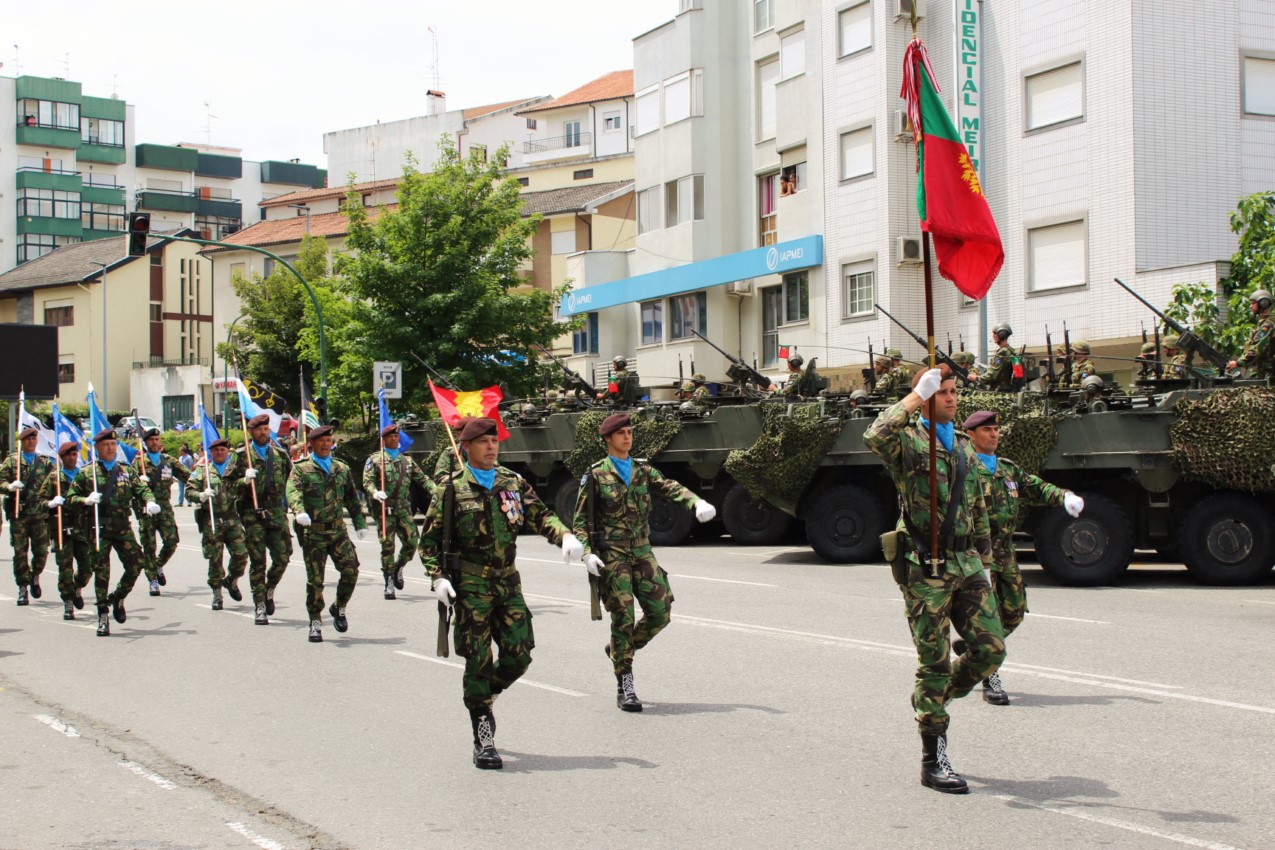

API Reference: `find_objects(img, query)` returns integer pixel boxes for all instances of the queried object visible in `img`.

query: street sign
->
[374,361,403,399]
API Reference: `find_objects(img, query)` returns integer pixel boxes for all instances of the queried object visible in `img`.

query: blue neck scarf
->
[609,455,632,486]
[212,460,228,477]
[63,467,78,483]
[101,459,117,472]
[312,454,332,475]
[253,441,269,459]
[147,451,163,466]
[385,448,400,460]
[22,452,36,464]
[918,417,955,453]
[468,464,496,490]
[976,453,998,473]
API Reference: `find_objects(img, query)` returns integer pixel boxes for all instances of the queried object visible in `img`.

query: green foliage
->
[159,430,244,456]
[1227,191,1275,299]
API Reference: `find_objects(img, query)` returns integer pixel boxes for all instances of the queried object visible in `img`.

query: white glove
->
[914,368,944,401]
[434,577,456,605]
[561,532,584,563]
[1064,492,1085,518]
[373,490,388,502]
[138,474,150,483]
[355,527,367,540]
[295,512,312,527]
[584,553,604,577]
[85,491,102,505]
[694,500,717,523]
[244,468,258,481]
[47,496,65,509]
[7,480,23,492]
[203,488,216,501]
[189,489,204,502]
[145,501,161,516]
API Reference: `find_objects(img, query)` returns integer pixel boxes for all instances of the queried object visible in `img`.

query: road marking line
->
[1024,612,1110,625]
[119,760,176,789]
[667,574,778,587]
[992,795,1246,850]
[34,714,80,737]
[227,822,285,850]
[190,603,254,620]
[1246,599,1275,606]
[1003,663,1183,689]
[1004,669,1275,715]
[395,651,587,697]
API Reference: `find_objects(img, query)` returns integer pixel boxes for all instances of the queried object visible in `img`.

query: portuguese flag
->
[902,39,1003,301]
[428,380,509,440]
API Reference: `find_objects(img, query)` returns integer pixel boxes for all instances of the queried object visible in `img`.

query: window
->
[573,312,600,355]
[17,98,79,130]
[58,360,75,384]
[1244,58,1275,116]
[1029,220,1086,291]
[603,111,622,131]
[783,272,809,323]
[551,230,577,255]
[842,262,874,318]
[839,127,874,180]
[635,86,660,135]
[45,305,74,327]
[1026,61,1084,130]
[780,28,806,80]
[84,172,119,188]
[564,120,583,147]
[17,234,56,264]
[194,215,240,240]
[573,169,594,180]
[81,117,124,146]
[17,155,64,173]
[637,186,662,234]
[516,177,530,187]
[641,300,664,345]
[150,304,163,322]
[780,162,806,195]
[757,59,779,140]
[669,292,708,340]
[665,73,692,124]
[839,2,872,57]
[755,0,774,33]
[664,175,705,226]
[470,143,487,162]
[759,173,778,246]
[82,203,125,232]
[17,188,80,219]
[526,118,537,130]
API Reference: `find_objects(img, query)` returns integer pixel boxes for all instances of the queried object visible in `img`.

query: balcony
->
[78,136,127,165]
[522,132,594,164]
[196,152,243,179]
[260,160,324,187]
[136,143,198,172]
[15,121,80,150]
[81,184,126,205]
[137,188,199,214]
[16,167,82,193]
[132,357,210,369]
[196,197,242,218]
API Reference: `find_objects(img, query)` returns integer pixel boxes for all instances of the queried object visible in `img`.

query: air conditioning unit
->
[896,235,923,265]
[893,110,914,141]
[728,279,755,296]
[894,0,925,22]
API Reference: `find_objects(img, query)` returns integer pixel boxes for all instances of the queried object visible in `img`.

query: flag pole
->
[132,407,147,479]
[15,387,23,518]
[299,366,308,458]
[55,449,63,549]
[87,384,101,548]
[379,386,387,542]
[236,373,259,510]
[199,399,216,528]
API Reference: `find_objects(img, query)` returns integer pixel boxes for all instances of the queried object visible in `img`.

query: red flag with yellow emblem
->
[428,380,509,440]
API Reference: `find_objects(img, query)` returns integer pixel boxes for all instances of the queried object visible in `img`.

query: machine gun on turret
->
[874,304,970,383]
[691,330,774,397]
[1113,277,1234,376]
[536,345,600,401]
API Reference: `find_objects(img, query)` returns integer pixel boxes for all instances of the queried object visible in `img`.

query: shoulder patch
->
[580,473,589,487]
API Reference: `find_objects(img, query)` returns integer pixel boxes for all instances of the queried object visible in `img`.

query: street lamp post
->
[223,313,245,433]
[288,204,311,235]
[88,260,110,408]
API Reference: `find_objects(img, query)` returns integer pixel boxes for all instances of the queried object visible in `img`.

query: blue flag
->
[378,387,413,450]
[86,384,136,463]
[201,406,222,450]
[52,403,89,469]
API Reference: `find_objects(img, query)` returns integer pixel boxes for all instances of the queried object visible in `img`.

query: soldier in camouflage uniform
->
[597,356,632,402]
[365,423,429,600]
[287,425,367,643]
[689,373,712,404]
[136,428,191,596]
[238,414,294,624]
[189,438,249,613]
[574,413,715,712]
[864,366,1005,794]
[67,429,161,637]
[979,324,1016,390]
[962,410,1083,704]
[871,355,898,396]
[421,417,584,769]
[1134,341,1159,381]
[1,426,55,604]
[887,349,913,392]
[1162,335,1188,379]
[953,351,979,386]
[1227,289,1275,380]
[782,354,810,399]
[1066,340,1097,387]
[39,441,94,620]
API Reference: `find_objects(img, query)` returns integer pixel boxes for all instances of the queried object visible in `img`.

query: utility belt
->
[309,519,346,533]
[457,558,516,580]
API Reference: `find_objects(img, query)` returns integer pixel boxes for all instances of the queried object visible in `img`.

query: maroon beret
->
[58,441,80,457]
[381,423,400,437]
[451,415,475,432]
[459,418,498,442]
[19,426,39,440]
[962,410,999,431]
[599,413,632,437]
[246,413,272,429]
[307,425,334,441]
[208,438,231,450]
[93,428,118,444]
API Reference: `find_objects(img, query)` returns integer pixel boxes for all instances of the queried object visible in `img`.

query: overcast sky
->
[8,1,675,166]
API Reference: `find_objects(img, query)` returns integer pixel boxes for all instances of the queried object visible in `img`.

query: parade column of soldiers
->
[239,414,294,623]
[137,428,192,595]
[1,426,55,604]
[189,437,250,613]
[364,422,429,600]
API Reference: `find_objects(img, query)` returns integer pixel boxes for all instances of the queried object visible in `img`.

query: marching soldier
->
[961,410,1083,704]
[420,417,584,769]
[238,414,294,622]
[979,324,1015,390]
[1227,289,1275,380]
[573,413,717,712]
[67,429,161,637]
[364,423,429,600]
[864,366,1005,794]
[39,442,93,620]
[1067,340,1097,386]
[286,425,367,643]
[2,426,55,604]
[136,428,191,596]
[189,438,249,614]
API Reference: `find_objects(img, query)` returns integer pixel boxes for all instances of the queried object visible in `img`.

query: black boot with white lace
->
[616,671,642,712]
[470,707,502,770]
[921,734,969,794]
[982,672,1010,705]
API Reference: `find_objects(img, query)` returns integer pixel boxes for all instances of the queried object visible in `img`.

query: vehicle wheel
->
[650,494,694,546]
[1034,492,1133,586]
[722,483,791,545]
[1180,492,1275,585]
[553,479,580,526]
[804,485,885,563]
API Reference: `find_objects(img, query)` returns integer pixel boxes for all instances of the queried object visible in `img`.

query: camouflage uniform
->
[604,369,632,401]
[1066,360,1096,387]
[975,457,1065,637]
[572,458,697,676]
[37,467,93,606]
[1167,353,1187,379]
[189,458,249,593]
[864,401,1005,737]
[286,455,366,621]
[887,365,913,394]
[979,345,1015,390]
[364,449,429,580]
[136,451,191,583]
[0,452,55,592]
[237,441,294,605]
[433,450,463,488]
[783,369,808,398]
[419,465,569,711]
[1237,316,1275,380]
[67,459,155,609]
[691,384,712,404]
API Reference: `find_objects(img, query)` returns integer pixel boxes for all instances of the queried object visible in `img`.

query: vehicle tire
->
[553,479,581,526]
[1179,492,1275,585]
[722,483,791,545]
[650,494,694,546]
[1034,492,1133,586]
[804,485,885,563]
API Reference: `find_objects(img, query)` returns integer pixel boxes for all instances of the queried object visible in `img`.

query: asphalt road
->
[1,512,1272,850]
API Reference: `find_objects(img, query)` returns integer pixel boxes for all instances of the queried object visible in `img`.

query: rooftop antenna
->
[63,52,70,78]
[203,101,218,144]
[12,44,19,76]
[428,26,440,91]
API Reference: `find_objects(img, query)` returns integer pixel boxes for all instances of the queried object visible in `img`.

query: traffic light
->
[127,212,151,257]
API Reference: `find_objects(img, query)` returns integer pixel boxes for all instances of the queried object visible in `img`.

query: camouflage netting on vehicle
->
[564,410,682,477]
[956,391,1060,476]
[401,420,454,479]
[725,404,843,505]
[1170,387,1275,494]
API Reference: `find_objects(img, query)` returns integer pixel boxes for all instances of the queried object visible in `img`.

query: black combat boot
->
[30,576,41,599]
[157,567,167,587]
[617,672,642,712]
[470,708,503,770]
[73,586,84,610]
[211,587,223,610]
[921,734,969,794]
[383,573,396,600]
[982,672,1010,705]
[16,586,29,606]
[265,587,275,616]
[111,593,127,624]
[254,602,268,625]
[223,576,242,602]
[329,603,348,633]
[393,564,406,590]
[63,599,75,620]
[149,579,161,597]
[308,619,323,643]
[96,607,110,637]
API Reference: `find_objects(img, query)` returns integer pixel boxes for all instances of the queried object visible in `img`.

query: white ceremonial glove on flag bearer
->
[203,488,216,501]
[145,502,161,516]
[295,512,312,527]
[561,533,584,563]
[1064,493,1085,518]
[47,496,65,509]
[434,578,456,605]
[915,368,944,401]
[85,492,102,505]
[7,480,22,492]
[373,490,388,502]
[244,468,258,481]
[584,554,604,577]
[138,474,150,483]
[694,500,716,523]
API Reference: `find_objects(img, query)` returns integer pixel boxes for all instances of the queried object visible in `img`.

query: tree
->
[336,140,577,410]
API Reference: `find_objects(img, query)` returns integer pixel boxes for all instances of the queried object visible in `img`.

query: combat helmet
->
[955,351,976,366]
[612,355,628,370]
[787,353,805,368]
[1070,340,1092,355]
[1251,289,1274,311]
[680,380,695,393]
[886,348,902,360]
[546,389,559,400]
[1163,334,1181,350]
[992,323,1012,341]
[1139,342,1157,356]
[691,372,707,384]
[1081,374,1104,393]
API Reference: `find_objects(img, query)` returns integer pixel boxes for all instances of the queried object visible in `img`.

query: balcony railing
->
[523,132,593,154]
[132,357,209,369]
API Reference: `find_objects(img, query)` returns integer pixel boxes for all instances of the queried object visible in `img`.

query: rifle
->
[1043,326,1057,384]
[873,304,970,383]
[863,339,878,391]
[1063,323,1074,387]
[436,430,463,657]
[690,329,773,393]
[946,333,953,357]
[535,345,600,399]
[1154,322,1163,379]
[1141,322,1148,344]
[1112,277,1234,374]
[584,474,604,622]
[959,334,965,352]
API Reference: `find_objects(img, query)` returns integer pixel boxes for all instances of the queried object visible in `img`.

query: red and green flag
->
[901,39,1003,301]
